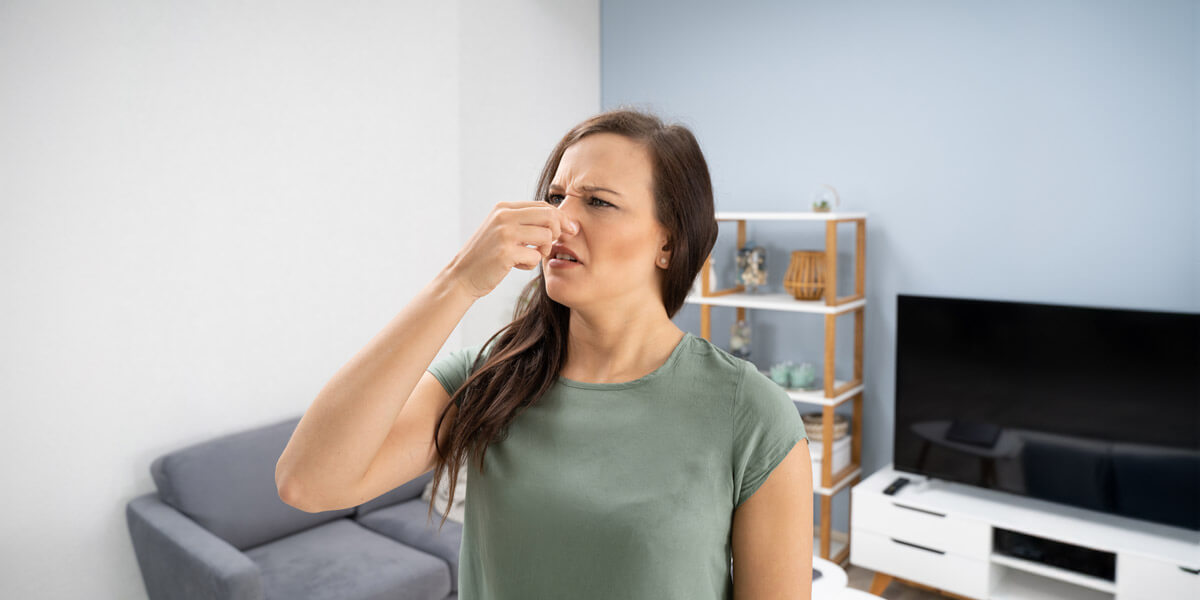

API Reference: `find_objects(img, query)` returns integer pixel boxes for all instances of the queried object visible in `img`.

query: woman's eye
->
[545,194,612,208]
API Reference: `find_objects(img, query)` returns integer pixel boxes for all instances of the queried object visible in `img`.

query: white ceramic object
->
[811,556,849,600]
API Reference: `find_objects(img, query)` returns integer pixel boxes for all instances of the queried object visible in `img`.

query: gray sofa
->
[126,415,462,600]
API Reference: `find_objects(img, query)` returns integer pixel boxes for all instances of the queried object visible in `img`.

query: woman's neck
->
[560,323,685,384]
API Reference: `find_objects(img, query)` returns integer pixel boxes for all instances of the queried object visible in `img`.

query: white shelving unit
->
[685,210,867,564]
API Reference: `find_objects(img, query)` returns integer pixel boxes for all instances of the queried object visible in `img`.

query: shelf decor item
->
[784,250,826,300]
[790,362,817,389]
[735,242,767,293]
[768,361,818,390]
[769,361,794,386]
[801,412,849,442]
[729,318,751,358]
[811,183,841,212]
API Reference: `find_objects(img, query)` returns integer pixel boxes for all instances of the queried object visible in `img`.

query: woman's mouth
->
[548,257,583,269]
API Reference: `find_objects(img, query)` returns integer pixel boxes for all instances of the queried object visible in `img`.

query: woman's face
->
[541,132,671,309]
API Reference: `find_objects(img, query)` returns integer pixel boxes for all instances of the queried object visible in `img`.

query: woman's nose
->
[556,193,585,230]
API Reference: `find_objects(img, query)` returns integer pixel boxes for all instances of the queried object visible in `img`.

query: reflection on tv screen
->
[894,294,1199,532]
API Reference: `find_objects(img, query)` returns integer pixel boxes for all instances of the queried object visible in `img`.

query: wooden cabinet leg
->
[868,572,893,595]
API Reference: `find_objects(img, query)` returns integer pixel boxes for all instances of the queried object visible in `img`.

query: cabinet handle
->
[1181,566,1200,575]
[890,538,946,555]
[892,502,946,518]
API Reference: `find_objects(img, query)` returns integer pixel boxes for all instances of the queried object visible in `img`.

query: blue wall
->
[602,0,1199,533]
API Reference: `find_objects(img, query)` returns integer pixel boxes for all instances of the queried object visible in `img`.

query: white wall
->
[0,1,598,598]
[457,0,601,349]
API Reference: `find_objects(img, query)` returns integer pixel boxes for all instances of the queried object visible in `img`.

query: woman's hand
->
[448,200,577,299]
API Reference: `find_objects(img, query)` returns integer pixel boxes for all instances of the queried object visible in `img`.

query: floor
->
[844,564,946,599]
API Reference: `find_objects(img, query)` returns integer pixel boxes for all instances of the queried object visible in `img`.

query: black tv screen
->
[893,294,1199,532]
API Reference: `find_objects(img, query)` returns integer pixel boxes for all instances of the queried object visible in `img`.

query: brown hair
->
[425,106,718,529]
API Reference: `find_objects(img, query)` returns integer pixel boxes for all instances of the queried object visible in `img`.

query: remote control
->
[883,477,910,495]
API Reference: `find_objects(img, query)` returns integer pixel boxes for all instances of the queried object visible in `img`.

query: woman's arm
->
[275,266,477,508]
[731,438,814,599]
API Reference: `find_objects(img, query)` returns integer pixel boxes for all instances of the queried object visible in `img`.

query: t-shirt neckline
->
[556,331,693,390]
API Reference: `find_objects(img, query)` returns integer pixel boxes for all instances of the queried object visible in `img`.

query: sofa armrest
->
[126,492,263,600]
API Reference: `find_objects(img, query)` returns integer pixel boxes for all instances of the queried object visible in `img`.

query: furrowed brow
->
[548,183,623,197]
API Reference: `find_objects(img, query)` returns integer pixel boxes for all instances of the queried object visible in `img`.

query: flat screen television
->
[893,294,1199,532]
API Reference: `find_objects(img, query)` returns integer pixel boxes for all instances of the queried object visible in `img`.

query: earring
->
[660,258,667,264]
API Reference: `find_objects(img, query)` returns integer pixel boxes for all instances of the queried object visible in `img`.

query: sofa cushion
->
[355,468,435,517]
[151,415,354,550]
[244,518,451,600]
[356,498,463,591]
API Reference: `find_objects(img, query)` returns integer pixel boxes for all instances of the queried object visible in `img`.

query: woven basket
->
[784,250,826,300]
[801,412,848,442]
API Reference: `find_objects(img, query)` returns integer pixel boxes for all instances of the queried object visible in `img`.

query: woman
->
[276,107,813,599]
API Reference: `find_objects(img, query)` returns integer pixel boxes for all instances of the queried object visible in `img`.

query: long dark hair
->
[425,106,718,529]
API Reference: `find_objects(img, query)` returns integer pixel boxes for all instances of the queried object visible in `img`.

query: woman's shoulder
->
[678,333,790,400]
[676,333,756,381]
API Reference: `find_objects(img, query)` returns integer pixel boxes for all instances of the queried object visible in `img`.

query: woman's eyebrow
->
[548,183,623,197]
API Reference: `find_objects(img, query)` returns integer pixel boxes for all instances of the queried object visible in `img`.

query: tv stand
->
[849,465,1198,600]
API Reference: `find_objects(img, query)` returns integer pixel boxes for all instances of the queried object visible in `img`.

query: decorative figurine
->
[730,318,751,359]
[736,241,768,293]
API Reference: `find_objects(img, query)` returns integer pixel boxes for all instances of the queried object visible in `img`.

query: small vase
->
[769,362,794,386]
[784,251,826,301]
[789,363,816,389]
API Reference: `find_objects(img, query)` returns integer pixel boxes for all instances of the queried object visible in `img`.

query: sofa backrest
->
[150,415,355,550]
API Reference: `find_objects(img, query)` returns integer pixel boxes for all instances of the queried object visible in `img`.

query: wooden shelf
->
[756,371,864,407]
[789,383,864,407]
[816,529,852,566]
[815,465,862,496]
[685,292,865,315]
[693,210,867,563]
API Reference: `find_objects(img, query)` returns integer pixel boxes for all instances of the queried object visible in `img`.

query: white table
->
[811,558,885,600]
[812,557,848,598]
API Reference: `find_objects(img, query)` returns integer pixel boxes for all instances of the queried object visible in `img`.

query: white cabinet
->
[852,529,991,599]
[1116,553,1200,600]
[853,492,991,559]
[850,465,1199,600]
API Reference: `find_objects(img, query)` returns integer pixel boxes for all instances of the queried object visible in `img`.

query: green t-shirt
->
[426,331,808,599]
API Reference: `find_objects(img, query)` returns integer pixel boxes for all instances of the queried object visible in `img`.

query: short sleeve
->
[427,341,490,407]
[732,360,809,509]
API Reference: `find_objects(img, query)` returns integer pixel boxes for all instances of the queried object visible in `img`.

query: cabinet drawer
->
[1116,552,1200,600]
[852,492,990,559]
[850,528,989,599]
